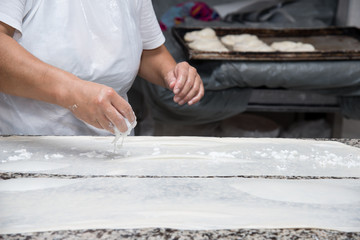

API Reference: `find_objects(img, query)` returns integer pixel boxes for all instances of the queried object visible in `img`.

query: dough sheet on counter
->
[1,136,359,234]
[0,136,359,177]
[0,178,359,234]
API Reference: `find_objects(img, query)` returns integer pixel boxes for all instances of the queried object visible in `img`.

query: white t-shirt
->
[0,0,165,135]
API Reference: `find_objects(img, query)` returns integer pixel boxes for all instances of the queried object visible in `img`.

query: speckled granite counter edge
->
[1,228,360,240]
[314,138,360,148]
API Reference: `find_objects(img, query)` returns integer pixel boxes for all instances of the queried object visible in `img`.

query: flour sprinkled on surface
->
[112,118,137,152]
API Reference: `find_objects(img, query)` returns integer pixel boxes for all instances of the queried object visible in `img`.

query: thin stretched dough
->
[184,28,217,42]
[188,39,229,52]
[271,41,315,52]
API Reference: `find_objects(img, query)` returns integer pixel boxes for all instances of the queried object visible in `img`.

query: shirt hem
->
[142,34,166,50]
[0,13,22,35]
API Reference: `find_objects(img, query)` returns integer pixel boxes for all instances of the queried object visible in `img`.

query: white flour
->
[79,151,106,159]
[208,152,236,159]
[252,146,360,169]
[44,154,64,160]
[112,118,137,151]
[152,147,161,156]
[7,149,32,161]
[1,137,359,177]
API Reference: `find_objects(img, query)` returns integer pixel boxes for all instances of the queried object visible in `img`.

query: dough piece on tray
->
[185,30,316,53]
[221,34,259,48]
[233,39,275,52]
[233,41,275,52]
[184,27,218,42]
[271,41,316,52]
[188,38,229,52]
[221,34,274,52]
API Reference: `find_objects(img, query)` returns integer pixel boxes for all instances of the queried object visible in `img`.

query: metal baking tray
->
[172,26,360,61]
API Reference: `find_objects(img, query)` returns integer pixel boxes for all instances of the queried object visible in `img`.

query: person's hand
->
[165,62,204,105]
[68,80,136,134]
[0,21,135,135]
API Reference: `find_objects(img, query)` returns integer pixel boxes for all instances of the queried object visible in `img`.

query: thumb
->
[165,70,177,90]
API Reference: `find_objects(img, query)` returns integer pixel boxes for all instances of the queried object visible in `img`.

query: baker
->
[0,0,204,136]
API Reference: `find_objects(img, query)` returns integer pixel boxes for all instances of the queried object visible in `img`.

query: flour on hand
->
[112,118,137,151]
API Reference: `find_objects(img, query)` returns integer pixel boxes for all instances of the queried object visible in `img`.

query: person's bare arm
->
[138,45,204,105]
[0,21,135,133]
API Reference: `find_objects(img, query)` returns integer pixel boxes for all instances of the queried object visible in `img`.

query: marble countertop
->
[318,138,360,148]
[0,137,359,240]
[2,228,360,240]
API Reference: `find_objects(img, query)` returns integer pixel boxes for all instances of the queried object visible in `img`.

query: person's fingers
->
[104,105,128,133]
[173,62,189,95]
[177,74,202,105]
[94,87,135,133]
[95,105,133,134]
[174,66,198,105]
[93,87,131,133]
[91,111,115,133]
[188,80,204,105]
[107,89,136,124]
[165,70,176,90]
[91,119,103,130]
[69,82,137,134]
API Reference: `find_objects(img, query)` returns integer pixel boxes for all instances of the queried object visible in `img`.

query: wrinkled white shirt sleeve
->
[139,0,165,50]
[0,0,26,34]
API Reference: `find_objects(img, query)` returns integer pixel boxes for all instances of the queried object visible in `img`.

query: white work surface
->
[0,136,359,234]
[0,136,359,177]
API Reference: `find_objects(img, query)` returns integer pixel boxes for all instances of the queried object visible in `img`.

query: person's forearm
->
[137,45,176,88]
[0,31,83,109]
[0,23,137,133]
